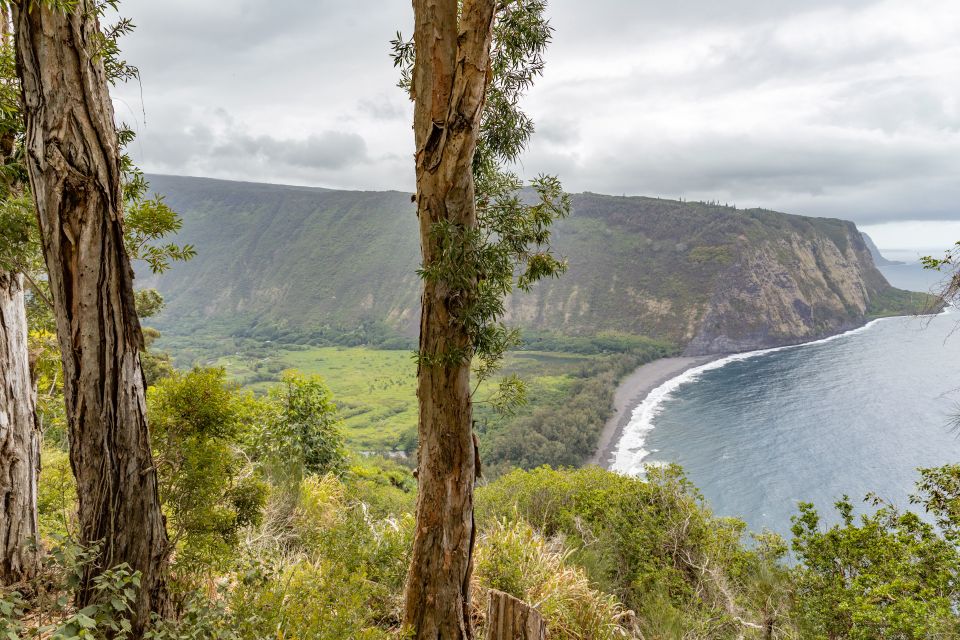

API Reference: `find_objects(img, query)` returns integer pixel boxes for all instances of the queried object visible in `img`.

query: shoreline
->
[593,311,930,472]
[588,355,720,468]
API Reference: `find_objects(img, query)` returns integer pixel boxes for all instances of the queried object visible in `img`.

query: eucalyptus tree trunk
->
[0,271,39,585]
[403,1,496,638]
[11,0,170,628]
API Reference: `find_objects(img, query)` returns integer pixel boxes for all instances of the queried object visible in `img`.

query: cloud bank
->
[112,0,960,237]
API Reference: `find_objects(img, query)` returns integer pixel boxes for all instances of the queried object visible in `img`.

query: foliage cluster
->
[792,495,959,639]
[479,346,672,474]
[921,241,960,310]
[10,372,960,640]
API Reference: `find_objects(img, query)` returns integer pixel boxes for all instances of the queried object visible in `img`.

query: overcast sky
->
[111,0,960,251]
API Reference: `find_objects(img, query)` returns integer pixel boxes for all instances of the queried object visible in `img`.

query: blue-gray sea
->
[612,262,960,536]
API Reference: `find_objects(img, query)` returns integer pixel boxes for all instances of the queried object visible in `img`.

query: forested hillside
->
[144,174,920,355]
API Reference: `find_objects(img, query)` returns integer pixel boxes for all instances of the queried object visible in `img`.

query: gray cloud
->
[110,0,960,240]
[210,130,367,170]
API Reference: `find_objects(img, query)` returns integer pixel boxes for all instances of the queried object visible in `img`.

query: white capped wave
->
[608,313,933,477]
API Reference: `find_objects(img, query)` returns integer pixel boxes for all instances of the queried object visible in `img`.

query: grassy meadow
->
[206,344,591,451]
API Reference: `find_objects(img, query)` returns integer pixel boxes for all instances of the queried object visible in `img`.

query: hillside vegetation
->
[14,367,960,639]
[157,330,674,472]
[144,175,924,356]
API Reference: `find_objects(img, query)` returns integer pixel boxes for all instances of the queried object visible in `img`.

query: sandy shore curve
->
[590,355,720,469]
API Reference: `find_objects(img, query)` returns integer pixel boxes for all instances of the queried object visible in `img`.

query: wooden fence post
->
[485,589,546,640]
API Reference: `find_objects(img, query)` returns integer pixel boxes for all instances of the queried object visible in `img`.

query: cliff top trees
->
[395,1,567,636]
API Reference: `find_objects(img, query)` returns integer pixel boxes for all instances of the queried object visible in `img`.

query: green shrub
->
[1,540,145,640]
[145,596,237,640]
[260,371,346,483]
[343,456,416,518]
[477,465,791,638]
[791,495,960,639]
[148,368,269,581]
[474,519,635,640]
[229,559,392,640]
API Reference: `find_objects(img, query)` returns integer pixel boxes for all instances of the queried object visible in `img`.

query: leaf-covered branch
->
[396,0,570,410]
[921,241,960,308]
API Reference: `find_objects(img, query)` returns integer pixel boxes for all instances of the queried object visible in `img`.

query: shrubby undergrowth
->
[6,364,960,639]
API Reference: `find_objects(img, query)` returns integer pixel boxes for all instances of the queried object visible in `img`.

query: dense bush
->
[477,465,795,638]
[267,371,346,478]
[0,539,155,640]
[149,368,270,581]
[792,485,960,639]
[146,368,346,591]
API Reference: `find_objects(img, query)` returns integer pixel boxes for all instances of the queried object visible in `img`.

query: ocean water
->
[878,259,950,294]
[611,304,960,536]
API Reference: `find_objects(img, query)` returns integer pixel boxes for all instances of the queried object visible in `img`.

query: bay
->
[612,279,960,536]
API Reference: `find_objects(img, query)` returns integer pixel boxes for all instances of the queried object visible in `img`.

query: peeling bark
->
[11,0,170,629]
[403,1,497,638]
[0,271,39,585]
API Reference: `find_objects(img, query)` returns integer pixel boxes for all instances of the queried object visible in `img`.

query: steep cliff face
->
[683,225,886,354]
[143,176,919,355]
[502,194,910,354]
[861,232,904,267]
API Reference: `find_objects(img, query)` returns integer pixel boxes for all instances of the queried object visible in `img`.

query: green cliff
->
[143,174,923,354]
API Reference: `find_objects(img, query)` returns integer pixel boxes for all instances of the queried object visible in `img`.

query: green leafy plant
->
[791,494,959,640]
[262,371,346,482]
[148,368,269,580]
[50,566,140,640]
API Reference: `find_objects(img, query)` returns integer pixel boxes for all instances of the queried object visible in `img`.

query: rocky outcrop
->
[684,225,884,355]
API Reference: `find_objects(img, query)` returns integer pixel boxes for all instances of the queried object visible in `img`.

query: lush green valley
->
[158,329,674,473]
[142,174,931,473]
[2,0,956,637]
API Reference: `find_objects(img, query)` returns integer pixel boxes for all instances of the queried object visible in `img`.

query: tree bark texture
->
[11,0,170,628]
[484,590,546,640]
[403,1,496,639]
[0,271,40,584]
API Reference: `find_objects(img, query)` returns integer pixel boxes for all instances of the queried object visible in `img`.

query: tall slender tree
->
[397,1,567,637]
[0,6,39,585]
[0,272,39,585]
[403,2,497,636]
[10,0,171,627]
[405,0,496,640]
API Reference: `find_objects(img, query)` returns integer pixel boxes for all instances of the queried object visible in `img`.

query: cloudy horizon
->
[111,0,960,251]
